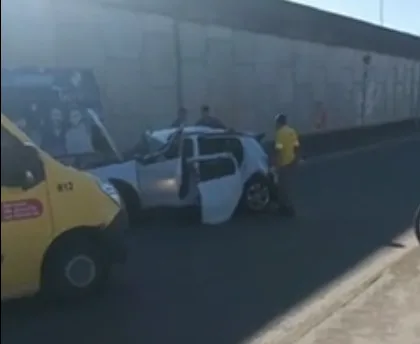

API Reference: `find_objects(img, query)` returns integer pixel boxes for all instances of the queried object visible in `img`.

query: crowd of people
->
[13,106,95,157]
[171,104,227,129]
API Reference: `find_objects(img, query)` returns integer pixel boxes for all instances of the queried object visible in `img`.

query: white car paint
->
[148,126,269,183]
[136,157,183,208]
[89,126,271,224]
[91,160,138,189]
[193,154,243,225]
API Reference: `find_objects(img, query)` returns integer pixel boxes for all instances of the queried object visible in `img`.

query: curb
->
[303,134,420,165]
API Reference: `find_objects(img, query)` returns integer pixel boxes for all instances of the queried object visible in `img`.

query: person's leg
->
[276,165,296,216]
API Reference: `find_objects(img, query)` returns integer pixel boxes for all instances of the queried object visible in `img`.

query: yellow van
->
[1,114,127,300]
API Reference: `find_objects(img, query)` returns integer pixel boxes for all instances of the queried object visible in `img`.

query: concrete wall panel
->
[1,0,419,148]
[1,0,56,67]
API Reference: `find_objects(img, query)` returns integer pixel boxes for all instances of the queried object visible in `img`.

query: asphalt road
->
[2,137,420,344]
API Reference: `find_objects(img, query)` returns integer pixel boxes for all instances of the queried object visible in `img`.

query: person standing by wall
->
[196,105,226,129]
[171,107,188,128]
[273,113,301,217]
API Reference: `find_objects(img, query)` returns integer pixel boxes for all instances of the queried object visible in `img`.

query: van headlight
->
[98,181,121,205]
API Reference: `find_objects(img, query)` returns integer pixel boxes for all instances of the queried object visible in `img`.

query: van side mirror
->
[22,170,36,190]
[21,144,44,189]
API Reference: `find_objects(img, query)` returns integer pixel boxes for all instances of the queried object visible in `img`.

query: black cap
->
[275,113,287,124]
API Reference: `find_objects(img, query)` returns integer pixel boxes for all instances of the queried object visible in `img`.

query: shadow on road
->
[2,138,420,344]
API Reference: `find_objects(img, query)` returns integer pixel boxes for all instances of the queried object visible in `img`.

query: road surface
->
[2,137,420,344]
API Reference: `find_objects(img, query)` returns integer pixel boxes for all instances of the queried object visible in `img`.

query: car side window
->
[226,138,244,166]
[163,134,182,160]
[198,137,244,165]
[198,157,236,182]
[182,138,194,158]
[198,137,223,155]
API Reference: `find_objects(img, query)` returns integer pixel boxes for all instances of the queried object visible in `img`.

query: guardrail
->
[263,118,420,158]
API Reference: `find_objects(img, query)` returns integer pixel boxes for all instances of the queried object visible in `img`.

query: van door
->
[1,127,52,299]
[193,154,242,225]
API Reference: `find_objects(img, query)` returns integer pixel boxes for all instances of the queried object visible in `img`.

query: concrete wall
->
[2,0,420,148]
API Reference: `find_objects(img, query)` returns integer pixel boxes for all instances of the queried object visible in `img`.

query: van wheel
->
[241,175,271,213]
[42,236,110,299]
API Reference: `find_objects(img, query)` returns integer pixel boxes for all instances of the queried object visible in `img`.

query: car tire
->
[414,205,420,245]
[241,175,271,213]
[42,234,110,299]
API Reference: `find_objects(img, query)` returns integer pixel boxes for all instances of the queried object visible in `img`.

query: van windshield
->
[1,68,121,168]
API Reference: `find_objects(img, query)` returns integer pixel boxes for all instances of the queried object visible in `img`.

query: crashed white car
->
[92,126,277,225]
[15,106,276,225]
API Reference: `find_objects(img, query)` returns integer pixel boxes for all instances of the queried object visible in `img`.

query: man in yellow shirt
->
[273,114,300,216]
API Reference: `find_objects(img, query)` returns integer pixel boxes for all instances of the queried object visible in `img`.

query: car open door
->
[136,128,184,208]
[192,153,242,225]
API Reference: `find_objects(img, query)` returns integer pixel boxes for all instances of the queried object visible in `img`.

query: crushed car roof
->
[149,126,257,142]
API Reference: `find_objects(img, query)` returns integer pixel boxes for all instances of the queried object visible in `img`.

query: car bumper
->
[102,209,128,264]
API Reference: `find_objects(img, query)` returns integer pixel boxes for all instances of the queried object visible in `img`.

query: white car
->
[92,126,277,225]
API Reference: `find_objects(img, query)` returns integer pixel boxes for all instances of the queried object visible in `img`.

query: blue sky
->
[290,0,419,36]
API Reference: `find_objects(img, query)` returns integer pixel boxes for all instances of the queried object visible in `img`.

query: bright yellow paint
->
[1,114,122,300]
[275,125,300,167]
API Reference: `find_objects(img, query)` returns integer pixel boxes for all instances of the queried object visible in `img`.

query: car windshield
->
[145,132,167,153]
[135,129,179,156]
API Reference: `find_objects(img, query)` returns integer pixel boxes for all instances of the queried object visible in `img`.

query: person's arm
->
[205,117,226,129]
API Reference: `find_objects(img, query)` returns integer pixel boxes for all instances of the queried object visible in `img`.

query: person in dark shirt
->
[195,105,226,129]
[41,107,67,156]
[171,107,188,128]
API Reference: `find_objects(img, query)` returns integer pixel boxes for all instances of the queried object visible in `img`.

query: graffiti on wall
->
[313,101,328,130]
[365,81,380,119]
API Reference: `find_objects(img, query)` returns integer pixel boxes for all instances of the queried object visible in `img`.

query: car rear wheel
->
[42,234,110,299]
[242,175,271,213]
